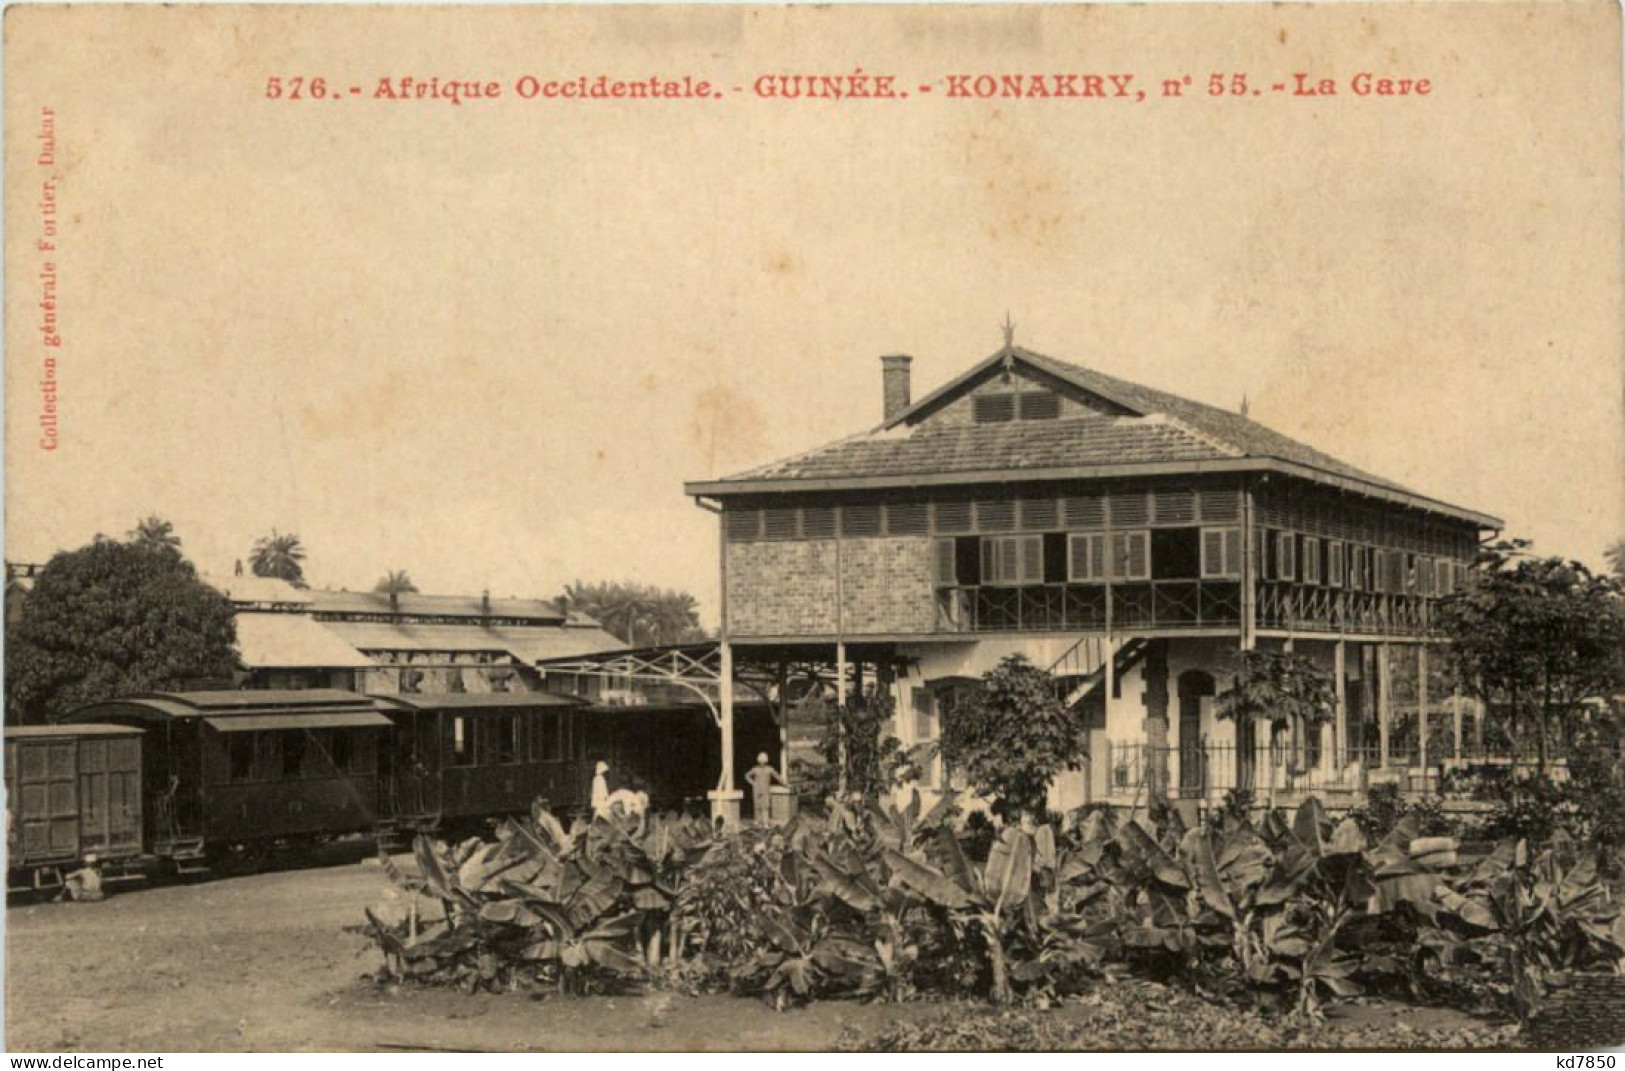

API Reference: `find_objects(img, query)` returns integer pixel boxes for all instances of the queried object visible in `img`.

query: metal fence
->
[1097,739,1569,804]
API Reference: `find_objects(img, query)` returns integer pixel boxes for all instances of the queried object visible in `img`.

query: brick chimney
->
[881,355,913,421]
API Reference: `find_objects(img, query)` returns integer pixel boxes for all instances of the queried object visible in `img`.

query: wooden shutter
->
[1019,536,1044,583]
[1019,498,1058,531]
[973,393,1016,423]
[933,500,972,534]
[725,509,761,541]
[1201,527,1241,579]
[1303,538,1321,585]
[801,506,836,538]
[1069,533,1104,581]
[1112,531,1149,581]
[1018,391,1060,420]
[886,502,929,535]
[980,538,999,583]
[1276,531,1296,581]
[1328,541,1345,588]
[933,539,957,585]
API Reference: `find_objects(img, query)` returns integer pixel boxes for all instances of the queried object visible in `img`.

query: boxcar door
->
[15,738,80,864]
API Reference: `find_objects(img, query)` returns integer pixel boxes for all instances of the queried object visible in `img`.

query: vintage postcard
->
[4,1,1623,1056]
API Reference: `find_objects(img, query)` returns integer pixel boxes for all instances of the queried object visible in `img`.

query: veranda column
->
[1334,639,1347,768]
[708,640,744,827]
[1377,642,1392,768]
[1418,643,1430,795]
[1143,639,1170,802]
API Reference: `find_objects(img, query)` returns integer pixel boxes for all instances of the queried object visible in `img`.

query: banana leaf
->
[984,828,1033,914]
[883,847,974,909]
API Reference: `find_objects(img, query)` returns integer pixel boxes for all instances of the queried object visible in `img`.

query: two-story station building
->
[682,341,1501,814]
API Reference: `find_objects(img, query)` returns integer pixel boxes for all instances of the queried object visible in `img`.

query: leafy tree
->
[250,528,308,587]
[5,538,238,723]
[561,580,707,646]
[792,688,909,805]
[939,654,1085,822]
[127,515,181,553]
[1215,649,1335,794]
[1216,649,1336,737]
[1606,538,1625,578]
[1437,539,1625,773]
[374,569,418,618]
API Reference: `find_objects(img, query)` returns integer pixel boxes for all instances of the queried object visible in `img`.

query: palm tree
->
[250,529,307,587]
[127,515,181,552]
[1606,538,1625,578]
[374,569,418,619]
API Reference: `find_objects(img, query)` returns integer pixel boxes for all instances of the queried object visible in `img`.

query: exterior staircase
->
[1048,635,1151,710]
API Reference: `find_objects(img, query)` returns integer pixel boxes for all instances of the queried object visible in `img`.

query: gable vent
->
[973,393,1016,424]
[1019,391,1061,420]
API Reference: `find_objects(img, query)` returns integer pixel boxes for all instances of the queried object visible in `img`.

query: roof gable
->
[687,344,1501,528]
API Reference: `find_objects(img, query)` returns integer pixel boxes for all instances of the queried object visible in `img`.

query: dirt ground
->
[4,850,1495,1053]
[4,849,939,1052]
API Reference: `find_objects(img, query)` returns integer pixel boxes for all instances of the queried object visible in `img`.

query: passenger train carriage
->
[9,687,779,890]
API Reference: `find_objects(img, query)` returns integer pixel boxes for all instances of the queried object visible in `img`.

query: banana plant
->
[884,824,1042,1004]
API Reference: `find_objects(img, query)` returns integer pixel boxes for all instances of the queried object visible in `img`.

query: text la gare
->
[1294,72,1432,96]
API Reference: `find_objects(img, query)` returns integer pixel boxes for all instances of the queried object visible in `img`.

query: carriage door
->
[1177,671,1213,797]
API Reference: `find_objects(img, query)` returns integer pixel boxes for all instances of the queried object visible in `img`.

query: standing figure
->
[744,752,787,826]
[591,760,611,817]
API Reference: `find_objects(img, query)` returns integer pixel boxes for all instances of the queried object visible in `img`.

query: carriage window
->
[493,714,520,765]
[535,713,559,761]
[330,730,354,773]
[450,715,475,767]
[228,734,255,782]
[283,732,307,779]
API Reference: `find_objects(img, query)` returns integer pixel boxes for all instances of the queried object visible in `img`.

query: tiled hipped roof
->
[717,347,1413,495]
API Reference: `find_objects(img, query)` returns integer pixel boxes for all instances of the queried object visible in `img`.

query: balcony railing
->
[934,581,1242,634]
[1255,582,1437,635]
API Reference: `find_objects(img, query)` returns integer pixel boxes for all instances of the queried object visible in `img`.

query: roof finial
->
[1000,311,1017,352]
[1239,393,1250,418]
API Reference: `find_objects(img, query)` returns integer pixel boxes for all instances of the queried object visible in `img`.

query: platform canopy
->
[62,689,396,732]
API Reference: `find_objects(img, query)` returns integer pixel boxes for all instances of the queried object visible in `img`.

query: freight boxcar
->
[63,690,396,874]
[5,724,145,893]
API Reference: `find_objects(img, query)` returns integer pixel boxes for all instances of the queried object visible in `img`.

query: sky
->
[6,4,1621,628]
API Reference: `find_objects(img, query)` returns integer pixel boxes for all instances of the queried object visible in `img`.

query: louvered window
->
[933,539,958,585]
[934,500,973,534]
[1018,391,1061,420]
[801,506,836,539]
[1327,541,1345,588]
[886,502,929,535]
[725,509,761,541]
[1069,533,1106,581]
[1109,492,1150,527]
[1302,537,1322,586]
[975,500,1016,532]
[1063,495,1105,529]
[981,535,1043,585]
[1418,556,1435,597]
[1153,489,1196,525]
[762,508,799,540]
[1349,545,1367,592]
[1019,498,1058,531]
[1200,527,1243,579]
[1199,489,1241,523]
[841,505,881,537]
[973,393,1016,424]
[1109,531,1150,581]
